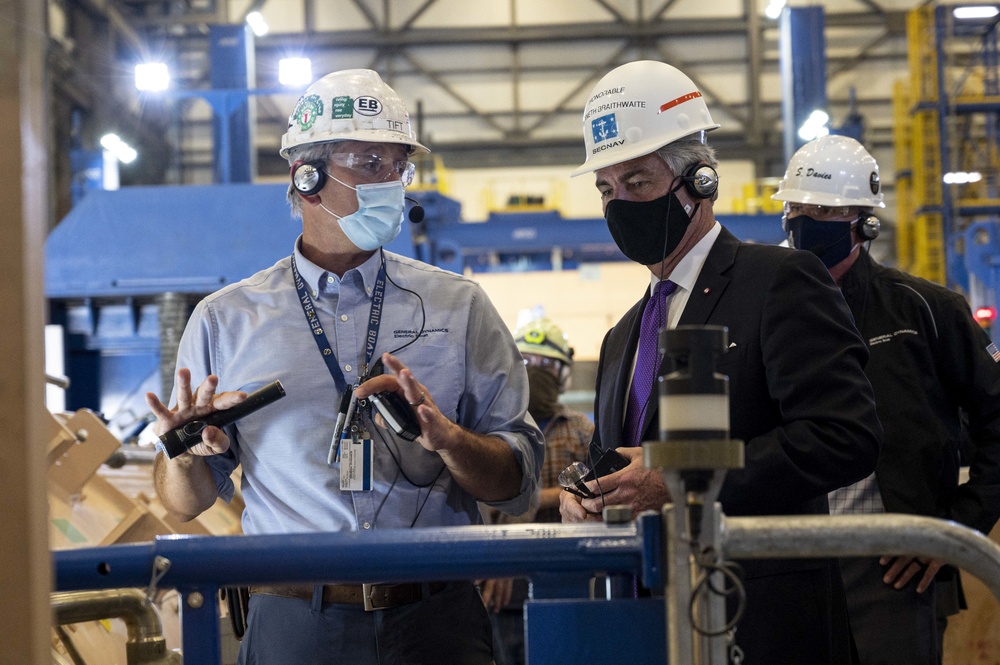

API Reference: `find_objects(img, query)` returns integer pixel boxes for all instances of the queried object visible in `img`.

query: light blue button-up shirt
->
[173,238,543,535]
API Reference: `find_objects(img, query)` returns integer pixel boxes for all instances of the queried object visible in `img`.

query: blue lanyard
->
[291,254,387,394]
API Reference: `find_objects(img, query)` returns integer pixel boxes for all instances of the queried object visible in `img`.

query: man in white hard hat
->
[559,60,882,664]
[774,134,1000,665]
[146,69,543,665]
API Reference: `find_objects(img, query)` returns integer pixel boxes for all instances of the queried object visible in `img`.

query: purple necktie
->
[622,280,677,446]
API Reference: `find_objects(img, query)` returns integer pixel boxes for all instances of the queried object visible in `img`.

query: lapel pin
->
[703,287,711,295]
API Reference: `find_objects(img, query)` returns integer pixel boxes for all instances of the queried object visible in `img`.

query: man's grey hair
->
[655,138,718,177]
[286,142,342,219]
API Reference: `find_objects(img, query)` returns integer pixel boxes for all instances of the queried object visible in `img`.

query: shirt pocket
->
[395,340,464,421]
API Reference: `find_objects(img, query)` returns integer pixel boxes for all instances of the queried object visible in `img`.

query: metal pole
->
[723,513,1000,603]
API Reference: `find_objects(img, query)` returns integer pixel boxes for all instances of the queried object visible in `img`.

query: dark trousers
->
[730,562,855,665]
[840,557,940,665]
[237,581,494,665]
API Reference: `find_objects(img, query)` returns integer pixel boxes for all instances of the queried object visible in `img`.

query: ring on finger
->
[408,391,426,407]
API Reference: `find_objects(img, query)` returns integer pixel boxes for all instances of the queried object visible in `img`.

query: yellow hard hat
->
[513,318,573,365]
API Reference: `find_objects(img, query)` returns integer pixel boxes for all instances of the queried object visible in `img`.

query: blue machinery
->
[53,504,1000,663]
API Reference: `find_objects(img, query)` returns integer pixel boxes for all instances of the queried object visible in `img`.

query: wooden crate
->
[944,521,1000,664]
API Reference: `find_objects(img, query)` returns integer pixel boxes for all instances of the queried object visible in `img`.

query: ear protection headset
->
[679,163,720,199]
[856,212,880,241]
[291,161,327,197]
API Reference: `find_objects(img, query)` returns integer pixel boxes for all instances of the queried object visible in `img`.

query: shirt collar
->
[650,221,722,294]
[293,235,384,295]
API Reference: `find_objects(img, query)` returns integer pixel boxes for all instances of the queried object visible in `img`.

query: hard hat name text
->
[587,87,625,104]
[592,139,625,154]
[584,100,647,121]
[795,167,832,180]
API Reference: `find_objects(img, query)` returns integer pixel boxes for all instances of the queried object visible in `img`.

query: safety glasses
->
[784,202,857,222]
[327,152,415,187]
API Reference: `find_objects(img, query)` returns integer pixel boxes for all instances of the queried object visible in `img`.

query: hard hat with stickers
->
[572,60,720,177]
[280,69,429,159]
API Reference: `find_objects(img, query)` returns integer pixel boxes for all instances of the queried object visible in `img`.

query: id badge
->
[340,431,374,492]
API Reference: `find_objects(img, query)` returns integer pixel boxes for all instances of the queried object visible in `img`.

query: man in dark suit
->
[560,60,883,664]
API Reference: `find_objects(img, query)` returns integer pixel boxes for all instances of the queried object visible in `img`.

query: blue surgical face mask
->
[320,174,405,251]
[785,215,854,269]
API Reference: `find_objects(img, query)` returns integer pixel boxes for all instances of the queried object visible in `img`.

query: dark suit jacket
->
[594,226,882,664]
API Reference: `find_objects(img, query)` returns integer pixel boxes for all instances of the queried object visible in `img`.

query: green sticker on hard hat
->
[293,94,324,131]
[332,96,354,120]
[523,330,546,344]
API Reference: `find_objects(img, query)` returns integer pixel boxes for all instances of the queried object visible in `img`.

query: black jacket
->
[840,249,1000,535]
[594,227,882,665]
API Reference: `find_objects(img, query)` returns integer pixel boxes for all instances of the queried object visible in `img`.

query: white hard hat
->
[280,69,429,159]
[571,60,720,177]
[772,135,884,208]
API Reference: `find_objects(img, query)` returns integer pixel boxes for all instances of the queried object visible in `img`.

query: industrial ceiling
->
[47,0,938,221]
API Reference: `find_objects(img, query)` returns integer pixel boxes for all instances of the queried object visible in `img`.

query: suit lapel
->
[605,289,648,447]
[638,227,740,441]
[678,226,738,326]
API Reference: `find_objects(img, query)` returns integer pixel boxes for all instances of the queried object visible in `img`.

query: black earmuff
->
[856,212,880,241]
[291,161,327,197]
[680,163,719,199]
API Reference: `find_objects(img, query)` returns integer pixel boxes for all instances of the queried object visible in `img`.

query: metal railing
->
[51,511,1000,665]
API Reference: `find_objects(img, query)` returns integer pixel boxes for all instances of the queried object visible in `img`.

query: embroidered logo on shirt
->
[869,329,919,347]
[988,342,1000,363]
[393,327,450,339]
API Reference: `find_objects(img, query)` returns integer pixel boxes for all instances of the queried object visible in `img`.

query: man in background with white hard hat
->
[774,134,1000,665]
[146,69,543,665]
[559,60,882,663]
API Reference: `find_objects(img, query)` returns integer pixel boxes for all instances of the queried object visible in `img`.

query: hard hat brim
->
[570,126,720,177]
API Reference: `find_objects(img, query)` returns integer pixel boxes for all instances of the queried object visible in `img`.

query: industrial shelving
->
[895,4,1000,307]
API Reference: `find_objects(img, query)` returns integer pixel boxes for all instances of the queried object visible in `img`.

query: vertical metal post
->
[663,500,694,664]
[779,6,827,163]
[209,24,256,183]
[181,586,222,665]
[157,292,188,400]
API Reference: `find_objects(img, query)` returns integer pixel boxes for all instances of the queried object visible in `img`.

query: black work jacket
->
[841,249,1000,535]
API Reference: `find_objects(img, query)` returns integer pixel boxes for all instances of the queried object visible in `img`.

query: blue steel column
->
[209,24,255,183]
[779,6,827,163]
[180,586,221,665]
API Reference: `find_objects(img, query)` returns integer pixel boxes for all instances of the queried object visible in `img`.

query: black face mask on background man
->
[525,365,561,421]
[785,215,854,269]
[604,185,697,266]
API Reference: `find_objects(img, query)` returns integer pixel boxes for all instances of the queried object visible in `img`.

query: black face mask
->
[605,187,698,266]
[526,366,561,421]
[785,215,854,269]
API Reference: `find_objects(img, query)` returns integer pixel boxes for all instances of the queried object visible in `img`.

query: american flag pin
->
[988,342,1000,363]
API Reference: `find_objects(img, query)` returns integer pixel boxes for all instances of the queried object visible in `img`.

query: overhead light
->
[953,6,1000,19]
[100,133,137,164]
[279,57,312,87]
[943,171,983,184]
[765,0,786,20]
[797,110,830,142]
[246,11,269,36]
[134,62,170,92]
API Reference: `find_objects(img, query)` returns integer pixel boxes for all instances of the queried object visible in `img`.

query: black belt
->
[250,582,450,611]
